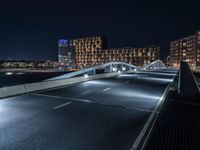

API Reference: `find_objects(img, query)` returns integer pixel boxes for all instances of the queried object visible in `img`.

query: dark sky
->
[0,0,200,61]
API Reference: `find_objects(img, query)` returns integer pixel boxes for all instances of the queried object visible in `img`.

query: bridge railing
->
[142,60,167,70]
[47,61,138,81]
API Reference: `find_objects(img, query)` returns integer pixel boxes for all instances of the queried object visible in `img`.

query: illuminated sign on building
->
[58,39,68,46]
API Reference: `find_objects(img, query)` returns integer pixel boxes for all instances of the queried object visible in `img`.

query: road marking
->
[33,84,77,94]
[103,87,111,91]
[31,93,92,103]
[127,107,159,114]
[53,102,72,110]
[31,93,156,113]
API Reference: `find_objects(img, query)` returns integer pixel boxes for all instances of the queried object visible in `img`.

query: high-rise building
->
[58,36,107,68]
[58,39,76,67]
[74,36,107,67]
[58,36,160,68]
[170,31,200,69]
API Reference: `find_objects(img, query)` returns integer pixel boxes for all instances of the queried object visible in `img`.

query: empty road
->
[0,70,176,150]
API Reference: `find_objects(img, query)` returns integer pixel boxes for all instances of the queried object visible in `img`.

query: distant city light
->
[118,70,121,73]
[16,72,24,75]
[5,72,13,75]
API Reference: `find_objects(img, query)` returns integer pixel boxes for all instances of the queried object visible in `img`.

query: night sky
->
[0,0,200,61]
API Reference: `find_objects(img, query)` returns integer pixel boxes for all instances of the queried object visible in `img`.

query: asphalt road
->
[0,70,175,150]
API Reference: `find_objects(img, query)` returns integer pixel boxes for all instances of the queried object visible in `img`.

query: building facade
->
[58,36,160,68]
[58,36,107,68]
[58,39,76,68]
[74,36,107,67]
[170,31,200,68]
[98,47,159,66]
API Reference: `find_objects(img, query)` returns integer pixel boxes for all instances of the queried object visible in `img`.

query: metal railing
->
[47,61,138,81]
[142,60,166,70]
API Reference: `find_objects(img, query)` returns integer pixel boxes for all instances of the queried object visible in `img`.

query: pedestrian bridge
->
[48,60,167,81]
[0,60,174,99]
[0,60,181,150]
[142,60,166,70]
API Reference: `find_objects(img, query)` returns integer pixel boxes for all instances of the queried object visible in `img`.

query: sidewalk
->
[143,62,200,150]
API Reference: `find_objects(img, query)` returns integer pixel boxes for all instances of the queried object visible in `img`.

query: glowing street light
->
[17,72,24,75]
[84,74,88,78]
[5,72,13,75]
[112,67,117,72]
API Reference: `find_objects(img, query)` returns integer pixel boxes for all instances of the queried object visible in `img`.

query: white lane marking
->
[127,107,159,114]
[33,84,77,94]
[103,87,111,91]
[31,93,155,113]
[53,102,72,110]
[130,75,175,150]
[31,93,92,103]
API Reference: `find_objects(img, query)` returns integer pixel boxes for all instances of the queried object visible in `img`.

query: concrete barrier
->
[0,71,134,99]
[0,85,27,98]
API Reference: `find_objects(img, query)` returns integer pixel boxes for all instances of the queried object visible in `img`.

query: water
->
[0,71,70,87]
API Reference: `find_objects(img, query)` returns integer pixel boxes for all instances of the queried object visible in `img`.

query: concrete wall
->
[0,85,27,98]
[0,71,134,99]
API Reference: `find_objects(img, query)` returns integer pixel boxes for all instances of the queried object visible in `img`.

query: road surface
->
[0,70,175,150]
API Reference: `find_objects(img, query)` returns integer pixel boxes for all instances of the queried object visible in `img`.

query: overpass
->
[0,60,181,150]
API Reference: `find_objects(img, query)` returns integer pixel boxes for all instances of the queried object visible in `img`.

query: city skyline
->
[0,0,200,61]
[0,1,200,150]
[58,36,159,68]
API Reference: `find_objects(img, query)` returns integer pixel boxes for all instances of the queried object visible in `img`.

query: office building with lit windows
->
[170,31,200,69]
[58,39,76,67]
[58,36,160,68]
[74,36,107,67]
[58,36,107,68]
[98,47,159,66]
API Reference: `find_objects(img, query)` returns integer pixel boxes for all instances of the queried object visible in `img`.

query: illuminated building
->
[58,39,76,68]
[99,47,159,66]
[73,36,107,67]
[170,30,200,69]
[0,60,59,69]
[58,37,107,68]
[58,36,160,68]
